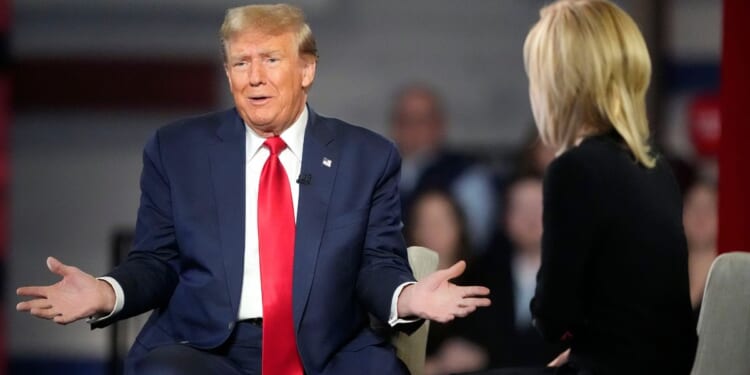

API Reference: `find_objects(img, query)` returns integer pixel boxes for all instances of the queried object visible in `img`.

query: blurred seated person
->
[504,177,562,365]
[513,0,698,374]
[514,130,556,179]
[463,177,563,369]
[682,180,718,311]
[405,190,489,375]
[391,83,497,251]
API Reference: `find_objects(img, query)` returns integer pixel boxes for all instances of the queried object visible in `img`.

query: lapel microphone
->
[296,174,312,185]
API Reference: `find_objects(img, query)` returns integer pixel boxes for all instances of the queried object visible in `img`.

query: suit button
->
[228,322,234,330]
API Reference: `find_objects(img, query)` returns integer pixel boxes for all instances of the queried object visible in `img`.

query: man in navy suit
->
[17,4,490,375]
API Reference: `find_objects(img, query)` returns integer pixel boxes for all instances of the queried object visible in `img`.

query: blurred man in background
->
[390,83,497,251]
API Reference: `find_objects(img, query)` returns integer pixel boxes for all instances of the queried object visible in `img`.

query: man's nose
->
[249,63,265,86]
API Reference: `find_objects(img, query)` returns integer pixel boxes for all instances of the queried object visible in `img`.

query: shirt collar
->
[246,105,308,161]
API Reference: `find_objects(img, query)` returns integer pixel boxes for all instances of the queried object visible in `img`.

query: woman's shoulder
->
[542,147,599,200]
[543,134,639,199]
[549,133,632,174]
[545,141,598,178]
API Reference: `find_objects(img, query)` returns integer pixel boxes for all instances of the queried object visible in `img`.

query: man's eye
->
[233,61,247,67]
[267,58,279,63]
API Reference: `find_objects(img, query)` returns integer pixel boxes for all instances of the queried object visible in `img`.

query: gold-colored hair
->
[220,4,318,62]
[524,0,655,167]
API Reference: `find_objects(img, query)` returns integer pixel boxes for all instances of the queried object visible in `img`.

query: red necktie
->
[258,136,303,375]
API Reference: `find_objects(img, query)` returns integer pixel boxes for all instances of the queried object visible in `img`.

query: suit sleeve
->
[355,143,417,325]
[92,131,180,328]
[531,153,598,342]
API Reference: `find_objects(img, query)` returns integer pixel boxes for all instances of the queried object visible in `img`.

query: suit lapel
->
[209,110,246,317]
[293,109,338,331]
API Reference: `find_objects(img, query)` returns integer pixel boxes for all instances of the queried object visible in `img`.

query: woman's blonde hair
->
[220,4,318,62]
[523,0,655,167]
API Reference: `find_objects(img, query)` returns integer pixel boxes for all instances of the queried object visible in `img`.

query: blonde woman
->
[522,0,697,374]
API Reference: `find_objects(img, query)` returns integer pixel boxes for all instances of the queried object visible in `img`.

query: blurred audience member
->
[514,129,556,179]
[683,180,718,310]
[508,177,568,365]
[391,83,497,251]
[463,177,563,369]
[405,190,489,375]
[407,190,471,270]
[505,178,543,339]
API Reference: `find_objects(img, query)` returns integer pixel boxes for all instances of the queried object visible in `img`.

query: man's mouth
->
[249,96,271,104]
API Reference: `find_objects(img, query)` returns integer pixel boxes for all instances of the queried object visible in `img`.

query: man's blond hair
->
[220,4,318,62]
[524,0,655,167]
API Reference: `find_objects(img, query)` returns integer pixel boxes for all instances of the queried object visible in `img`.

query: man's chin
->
[242,116,283,136]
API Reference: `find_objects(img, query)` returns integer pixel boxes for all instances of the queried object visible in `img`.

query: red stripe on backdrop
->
[0,76,6,257]
[0,0,9,370]
[0,0,7,30]
[0,74,6,375]
[14,58,219,111]
[719,0,750,253]
[0,77,6,258]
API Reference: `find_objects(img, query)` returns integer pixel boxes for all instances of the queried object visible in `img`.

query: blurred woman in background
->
[405,190,489,375]
[522,0,697,374]
[682,180,718,312]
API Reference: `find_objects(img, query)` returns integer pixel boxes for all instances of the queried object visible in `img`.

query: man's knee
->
[133,344,240,375]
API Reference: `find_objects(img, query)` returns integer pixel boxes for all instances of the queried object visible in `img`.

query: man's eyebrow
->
[228,53,251,61]
[259,49,284,57]
[229,49,284,60]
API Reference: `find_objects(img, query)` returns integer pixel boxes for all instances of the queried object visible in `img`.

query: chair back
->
[390,246,439,375]
[691,251,750,375]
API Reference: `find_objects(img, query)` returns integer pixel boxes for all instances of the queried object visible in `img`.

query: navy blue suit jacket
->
[95,107,416,374]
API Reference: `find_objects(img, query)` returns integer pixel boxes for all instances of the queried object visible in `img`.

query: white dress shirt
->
[96,106,413,326]
[511,253,539,329]
[237,107,306,319]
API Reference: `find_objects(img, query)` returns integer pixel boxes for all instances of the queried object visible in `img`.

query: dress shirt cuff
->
[86,276,125,324]
[388,281,419,326]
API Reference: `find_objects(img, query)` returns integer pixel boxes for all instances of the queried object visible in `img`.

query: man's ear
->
[301,56,317,89]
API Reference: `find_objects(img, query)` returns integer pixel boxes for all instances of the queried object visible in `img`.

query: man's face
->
[392,91,444,158]
[683,184,717,249]
[506,179,543,252]
[224,29,316,136]
[411,193,461,268]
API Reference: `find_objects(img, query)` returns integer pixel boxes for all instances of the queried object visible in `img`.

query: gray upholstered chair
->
[370,246,439,375]
[691,251,750,375]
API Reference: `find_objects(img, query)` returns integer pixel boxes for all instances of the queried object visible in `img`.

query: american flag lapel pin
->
[322,157,332,168]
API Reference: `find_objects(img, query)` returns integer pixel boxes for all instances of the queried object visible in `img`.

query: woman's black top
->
[531,131,697,375]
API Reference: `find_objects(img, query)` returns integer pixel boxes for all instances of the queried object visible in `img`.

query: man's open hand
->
[16,257,115,325]
[397,260,491,323]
